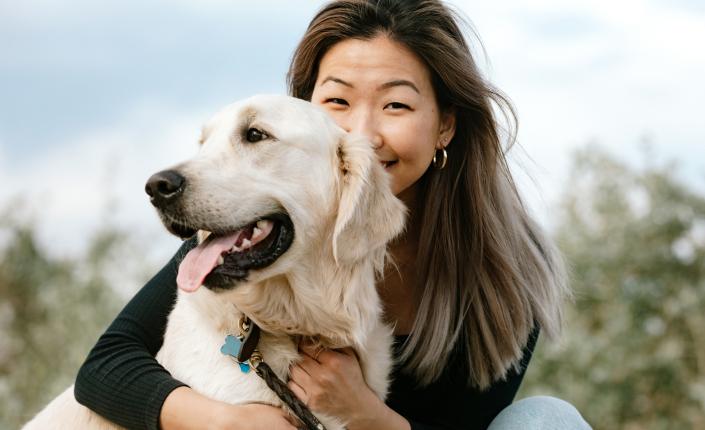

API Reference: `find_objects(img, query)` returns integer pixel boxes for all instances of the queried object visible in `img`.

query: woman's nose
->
[342,110,383,149]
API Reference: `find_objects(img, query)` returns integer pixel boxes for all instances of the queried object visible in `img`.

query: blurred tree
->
[519,146,705,430]
[0,207,137,429]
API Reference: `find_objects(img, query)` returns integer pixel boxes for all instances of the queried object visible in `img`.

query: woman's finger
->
[335,346,359,360]
[289,363,315,386]
[299,341,323,359]
[287,379,308,404]
[295,353,322,377]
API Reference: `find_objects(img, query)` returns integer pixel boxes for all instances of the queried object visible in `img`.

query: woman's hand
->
[161,386,298,430]
[287,341,410,430]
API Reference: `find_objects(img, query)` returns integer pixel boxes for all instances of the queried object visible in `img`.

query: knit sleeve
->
[74,239,196,430]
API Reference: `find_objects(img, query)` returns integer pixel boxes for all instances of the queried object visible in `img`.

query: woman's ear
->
[332,133,407,265]
[439,107,456,148]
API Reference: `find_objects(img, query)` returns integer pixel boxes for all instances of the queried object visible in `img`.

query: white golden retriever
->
[24,95,406,430]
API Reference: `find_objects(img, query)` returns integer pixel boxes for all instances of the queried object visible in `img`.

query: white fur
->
[24,95,407,430]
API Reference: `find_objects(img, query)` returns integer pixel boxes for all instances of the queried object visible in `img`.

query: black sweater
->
[74,239,538,430]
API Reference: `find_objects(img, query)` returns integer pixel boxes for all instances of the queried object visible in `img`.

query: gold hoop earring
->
[433,148,447,169]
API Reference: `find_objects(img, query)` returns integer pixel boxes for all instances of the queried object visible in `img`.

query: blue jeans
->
[487,396,592,430]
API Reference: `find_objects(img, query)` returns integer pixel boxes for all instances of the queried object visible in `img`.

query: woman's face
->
[311,35,455,202]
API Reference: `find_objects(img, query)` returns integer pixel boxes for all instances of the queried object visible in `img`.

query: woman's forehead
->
[316,36,433,93]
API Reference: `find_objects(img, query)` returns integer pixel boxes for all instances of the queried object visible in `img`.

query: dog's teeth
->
[217,255,224,265]
[253,226,262,239]
[241,238,252,249]
[256,219,273,230]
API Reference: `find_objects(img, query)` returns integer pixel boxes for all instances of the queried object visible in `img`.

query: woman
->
[75,1,589,429]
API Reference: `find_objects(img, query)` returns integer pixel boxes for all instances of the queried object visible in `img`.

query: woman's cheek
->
[320,110,345,129]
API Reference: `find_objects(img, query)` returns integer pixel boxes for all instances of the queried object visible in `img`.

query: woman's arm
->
[161,387,298,430]
[74,239,195,429]
[74,238,298,430]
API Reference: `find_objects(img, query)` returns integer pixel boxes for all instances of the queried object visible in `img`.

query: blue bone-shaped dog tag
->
[220,335,251,373]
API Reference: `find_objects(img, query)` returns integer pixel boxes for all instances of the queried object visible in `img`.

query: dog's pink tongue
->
[177,232,243,292]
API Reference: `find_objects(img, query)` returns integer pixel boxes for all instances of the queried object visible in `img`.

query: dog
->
[23,94,407,429]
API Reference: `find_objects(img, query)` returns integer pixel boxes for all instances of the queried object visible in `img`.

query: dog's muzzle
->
[145,170,295,291]
[176,213,295,292]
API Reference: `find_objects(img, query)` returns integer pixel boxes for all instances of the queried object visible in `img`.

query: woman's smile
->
[311,35,455,198]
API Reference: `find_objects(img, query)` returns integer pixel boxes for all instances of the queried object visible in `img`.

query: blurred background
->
[1,0,703,428]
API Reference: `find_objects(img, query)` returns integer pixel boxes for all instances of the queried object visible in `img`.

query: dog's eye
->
[246,128,267,143]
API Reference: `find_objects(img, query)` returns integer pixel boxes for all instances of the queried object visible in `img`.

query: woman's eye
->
[246,128,268,143]
[385,102,410,110]
[326,98,349,106]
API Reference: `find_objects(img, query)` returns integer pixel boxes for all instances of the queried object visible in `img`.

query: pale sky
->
[1,0,703,262]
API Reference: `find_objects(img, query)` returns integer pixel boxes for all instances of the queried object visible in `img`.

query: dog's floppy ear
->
[332,134,407,265]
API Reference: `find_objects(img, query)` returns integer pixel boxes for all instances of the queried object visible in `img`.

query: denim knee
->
[487,396,592,430]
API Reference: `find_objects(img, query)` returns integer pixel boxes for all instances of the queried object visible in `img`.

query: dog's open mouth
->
[176,213,294,292]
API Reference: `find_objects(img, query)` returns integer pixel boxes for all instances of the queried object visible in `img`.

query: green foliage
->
[0,209,131,429]
[519,147,705,430]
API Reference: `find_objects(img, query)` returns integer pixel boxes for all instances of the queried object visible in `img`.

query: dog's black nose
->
[145,170,186,207]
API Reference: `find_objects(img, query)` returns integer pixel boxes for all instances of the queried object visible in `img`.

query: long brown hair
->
[287,0,568,389]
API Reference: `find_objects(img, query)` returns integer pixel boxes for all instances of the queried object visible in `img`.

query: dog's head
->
[146,95,406,339]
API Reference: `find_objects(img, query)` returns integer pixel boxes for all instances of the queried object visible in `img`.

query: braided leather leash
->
[255,361,325,430]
